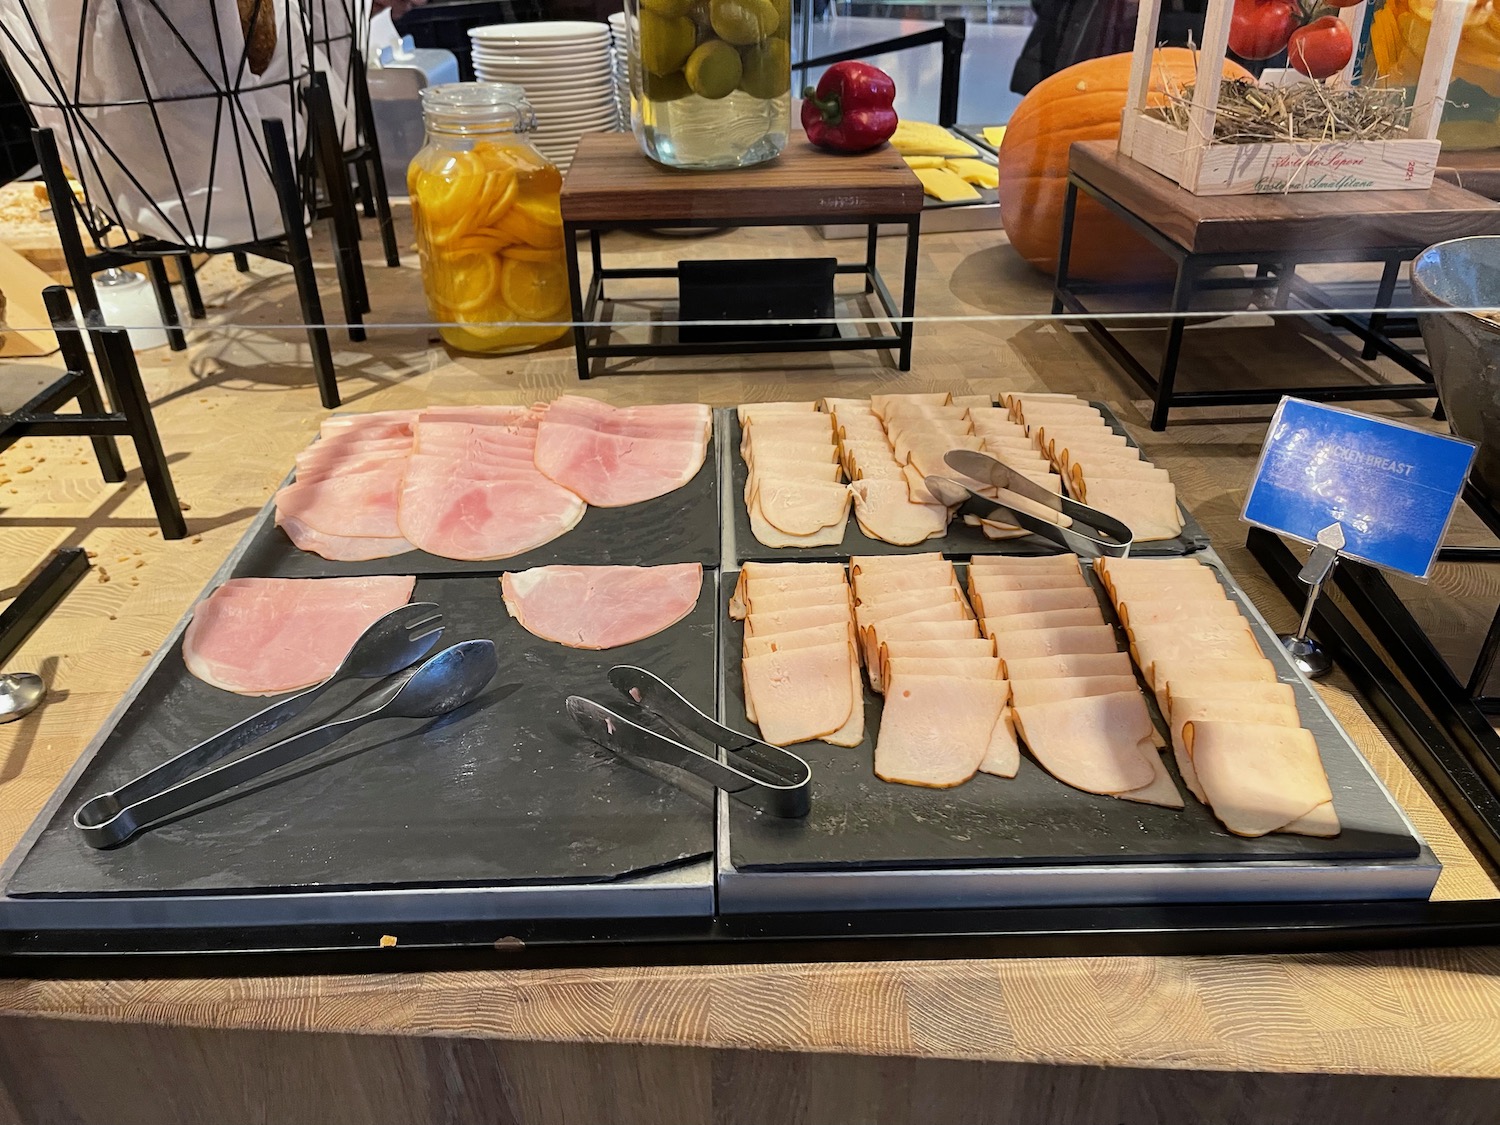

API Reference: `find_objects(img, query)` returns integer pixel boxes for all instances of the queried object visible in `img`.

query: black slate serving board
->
[728,406,1209,563]
[8,573,718,897]
[233,426,722,579]
[720,562,1419,873]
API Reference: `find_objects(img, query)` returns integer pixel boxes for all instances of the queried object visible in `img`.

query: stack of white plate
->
[469,21,617,171]
[608,12,630,131]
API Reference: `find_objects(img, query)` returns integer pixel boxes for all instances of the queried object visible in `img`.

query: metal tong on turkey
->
[567,666,812,819]
[926,449,1135,558]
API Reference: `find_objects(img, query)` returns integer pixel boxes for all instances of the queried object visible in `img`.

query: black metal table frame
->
[1052,171,1440,431]
[561,215,921,382]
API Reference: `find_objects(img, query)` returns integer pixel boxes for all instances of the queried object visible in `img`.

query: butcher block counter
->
[2,223,1500,1123]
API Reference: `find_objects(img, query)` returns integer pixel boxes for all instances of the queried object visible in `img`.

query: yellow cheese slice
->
[982,125,1007,147]
[902,155,947,169]
[889,119,979,156]
[913,167,982,202]
[944,158,999,189]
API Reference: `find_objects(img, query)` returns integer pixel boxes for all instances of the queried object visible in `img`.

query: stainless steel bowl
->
[1412,236,1500,501]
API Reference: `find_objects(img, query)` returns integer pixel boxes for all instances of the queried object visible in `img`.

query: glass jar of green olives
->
[624,0,791,169]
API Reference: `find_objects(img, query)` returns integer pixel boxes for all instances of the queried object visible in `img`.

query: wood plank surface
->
[560,133,924,223]
[1,207,1499,1119]
[0,1016,1498,1125]
[1071,139,1500,254]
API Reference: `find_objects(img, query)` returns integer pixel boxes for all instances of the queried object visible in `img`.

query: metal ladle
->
[0,673,45,724]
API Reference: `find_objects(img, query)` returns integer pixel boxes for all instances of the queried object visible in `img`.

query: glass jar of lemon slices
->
[409,83,570,353]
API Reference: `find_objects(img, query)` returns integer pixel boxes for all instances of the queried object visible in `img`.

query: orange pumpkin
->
[998,49,1252,283]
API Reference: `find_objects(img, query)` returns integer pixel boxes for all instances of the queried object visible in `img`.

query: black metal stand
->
[1052,173,1439,431]
[562,218,921,381]
[1,288,186,540]
[344,49,400,269]
[0,549,89,667]
[304,71,369,343]
[33,123,343,410]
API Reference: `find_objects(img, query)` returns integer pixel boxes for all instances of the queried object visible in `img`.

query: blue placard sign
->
[1242,398,1476,580]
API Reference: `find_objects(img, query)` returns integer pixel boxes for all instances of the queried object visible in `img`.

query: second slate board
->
[8,573,719,898]
[235,417,724,579]
[719,561,1419,873]
[728,404,1210,562]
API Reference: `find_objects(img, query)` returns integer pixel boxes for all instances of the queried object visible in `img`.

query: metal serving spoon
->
[75,639,498,848]
[0,673,45,724]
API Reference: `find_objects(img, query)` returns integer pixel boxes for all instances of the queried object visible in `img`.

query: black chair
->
[1,286,186,540]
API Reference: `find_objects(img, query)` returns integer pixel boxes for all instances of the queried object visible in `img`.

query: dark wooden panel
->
[1070,139,1500,255]
[561,134,923,223]
[1438,149,1500,201]
[0,1015,1495,1125]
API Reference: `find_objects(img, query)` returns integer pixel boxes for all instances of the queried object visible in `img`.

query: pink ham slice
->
[274,463,415,561]
[418,405,536,425]
[182,576,415,695]
[397,421,586,560]
[500,563,702,649]
[533,398,711,507]
[276,515,412,562]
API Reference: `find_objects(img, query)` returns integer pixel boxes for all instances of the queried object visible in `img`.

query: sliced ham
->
[1185,721,1334,837]
[1012,691,1156,795]
[970,571,1087,596]
[849,480,949,546]
[741,585,851,615]
[876,637,997,692]
[738,401,817,425]
[979,606,1104,632]
[1150,656,1279,696]
[1117,743,1185,809]
[875,674,1008,787]
[743,622,855,658]
[980,707,1021,777]
[418,405,535,425]
[974,588,1100,616]
[970,554,1081,577]
[535,400,712,507]
[274,462,414,561]
[1168,697,1301,803]
[743,641,854,746]
[1002,651,1135,681]
[183,576,415,696]
[991,626,1120,661]
[320,410,418,437]
[398,454,585,561]
[276,514,413,563]
[751,477,851,536]
[1009,675,1140,707]
[500,564,701,649]
[744,603,852,636]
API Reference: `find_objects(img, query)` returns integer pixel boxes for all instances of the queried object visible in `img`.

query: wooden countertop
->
[2,213,1499,1121]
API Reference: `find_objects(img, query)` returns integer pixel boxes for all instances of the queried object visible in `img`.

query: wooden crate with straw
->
[1117,0,1468,194]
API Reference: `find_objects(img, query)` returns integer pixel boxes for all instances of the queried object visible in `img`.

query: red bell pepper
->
[801,62,898,154]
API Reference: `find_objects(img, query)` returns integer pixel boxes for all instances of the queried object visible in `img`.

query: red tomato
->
[1288,16,1354,78]
[1228,0,1301,60]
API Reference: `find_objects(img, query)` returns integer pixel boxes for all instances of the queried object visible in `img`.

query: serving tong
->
[926,449,1136,558]
[75,603,498,848]
[567,666,812,819]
